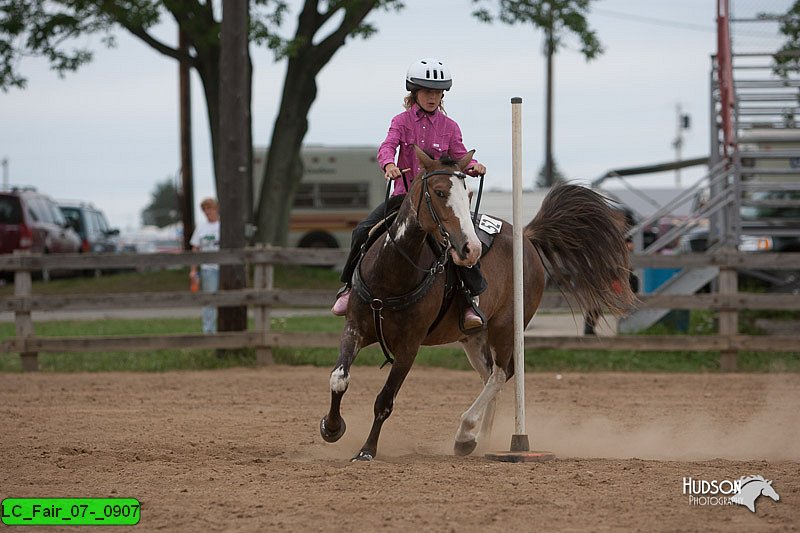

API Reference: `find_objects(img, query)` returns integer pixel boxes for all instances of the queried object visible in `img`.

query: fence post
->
[13,251,38,371]
[253,246,274,365]
[718,266,738,371]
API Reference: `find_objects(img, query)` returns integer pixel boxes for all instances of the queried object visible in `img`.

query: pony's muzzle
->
[451,239,481,267]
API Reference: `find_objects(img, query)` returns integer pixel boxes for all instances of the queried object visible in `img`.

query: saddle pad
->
[475,214,502,255]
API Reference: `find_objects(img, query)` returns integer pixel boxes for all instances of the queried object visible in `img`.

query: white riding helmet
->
[405,58,452,91]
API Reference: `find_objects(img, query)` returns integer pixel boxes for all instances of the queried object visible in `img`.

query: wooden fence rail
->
[2,248,799,372]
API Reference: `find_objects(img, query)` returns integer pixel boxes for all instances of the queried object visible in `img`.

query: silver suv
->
[58,201,120,253]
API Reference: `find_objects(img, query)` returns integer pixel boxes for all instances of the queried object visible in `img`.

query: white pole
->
[510,97,529,451]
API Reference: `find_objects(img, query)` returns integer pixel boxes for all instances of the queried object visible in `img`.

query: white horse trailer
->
[253,146,385,249]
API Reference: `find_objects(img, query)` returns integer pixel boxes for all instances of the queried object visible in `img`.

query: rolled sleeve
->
[447,122,478,168]
[377,115,403,170]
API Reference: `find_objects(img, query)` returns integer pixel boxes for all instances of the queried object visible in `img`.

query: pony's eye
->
[435,190,446,198]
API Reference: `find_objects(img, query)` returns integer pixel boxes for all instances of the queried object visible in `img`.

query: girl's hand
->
[466,163,486,177]
[384,164,410,181]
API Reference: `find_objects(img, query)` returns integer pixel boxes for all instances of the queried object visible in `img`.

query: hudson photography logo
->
[682,475,781,513]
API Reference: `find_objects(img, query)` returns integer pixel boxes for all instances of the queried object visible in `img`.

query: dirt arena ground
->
[1,366,798,532]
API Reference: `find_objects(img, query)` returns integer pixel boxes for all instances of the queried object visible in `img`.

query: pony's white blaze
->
[329,365,349,393]
[446,175,481,266]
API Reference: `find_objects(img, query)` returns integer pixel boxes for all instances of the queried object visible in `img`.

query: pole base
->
[510,434,529,452]
[485,434,555,462]
[484,450,556,463]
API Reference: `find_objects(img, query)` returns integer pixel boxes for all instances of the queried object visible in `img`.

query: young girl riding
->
[332,58,488,329]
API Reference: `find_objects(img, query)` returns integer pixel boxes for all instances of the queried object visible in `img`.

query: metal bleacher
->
[618,1,800,333]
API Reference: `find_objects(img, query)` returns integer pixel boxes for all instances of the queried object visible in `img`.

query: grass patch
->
[1,314,798,373]
[2,273,798,373]
[0,265,342,296]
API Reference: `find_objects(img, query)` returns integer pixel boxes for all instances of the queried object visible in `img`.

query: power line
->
[592,7,781,38]
[592,7,715,33]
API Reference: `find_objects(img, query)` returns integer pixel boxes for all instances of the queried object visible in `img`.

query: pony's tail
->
[524,184,636,317]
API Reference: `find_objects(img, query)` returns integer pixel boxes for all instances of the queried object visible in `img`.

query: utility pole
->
[179,30,195,251]
[543,13,555,188]
[1,158,8,191]
[217,0,250,334]
[672,103,691,187]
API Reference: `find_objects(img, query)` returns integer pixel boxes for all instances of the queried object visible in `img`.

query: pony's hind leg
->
[320,324,362,443]
[454,363,507,456]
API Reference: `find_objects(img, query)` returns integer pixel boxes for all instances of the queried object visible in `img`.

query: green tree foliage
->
[0,0,403,246]
[536,158,566,187]
[141,177,180,228]
[772,1,800,77]
[472,0,602,59]
[254,0,403,245]
[472,0,602,187]
[0,1,288,190]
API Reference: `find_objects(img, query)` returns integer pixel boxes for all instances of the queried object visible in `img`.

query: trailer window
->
[292,182,370,208]
[294,184,315,207]
[319,183,369,208]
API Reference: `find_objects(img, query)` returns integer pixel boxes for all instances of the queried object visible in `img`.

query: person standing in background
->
[190,197,221,334]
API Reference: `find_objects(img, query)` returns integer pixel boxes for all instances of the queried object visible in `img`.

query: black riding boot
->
[458,263,488,330]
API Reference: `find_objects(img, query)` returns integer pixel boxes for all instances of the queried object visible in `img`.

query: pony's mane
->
[438,154,458,167]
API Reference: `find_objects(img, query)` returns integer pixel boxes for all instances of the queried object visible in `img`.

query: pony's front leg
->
[320,324,362,443]
[352,356,415,461]
[454,364,507,456]
[460,334,497,450]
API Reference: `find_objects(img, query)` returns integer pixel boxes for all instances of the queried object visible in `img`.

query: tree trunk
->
[217,0,249,334]
[255,55,317,245]
[195,47,222,193]
[253,0,382,246]
[179,29,195,251]
[544,21,555,188]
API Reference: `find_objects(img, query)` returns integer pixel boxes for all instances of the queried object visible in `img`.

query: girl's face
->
[416,88,444,112]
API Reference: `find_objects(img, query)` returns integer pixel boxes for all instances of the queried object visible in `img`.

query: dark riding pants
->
[340,194,486,297]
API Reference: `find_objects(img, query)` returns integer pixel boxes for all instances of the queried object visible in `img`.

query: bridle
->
[384,169,470,273]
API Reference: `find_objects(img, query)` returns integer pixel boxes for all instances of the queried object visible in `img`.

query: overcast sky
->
[0,0,785,230]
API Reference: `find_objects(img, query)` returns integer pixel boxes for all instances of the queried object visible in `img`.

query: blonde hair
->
[200,197,218,209]
[403,91,446,113]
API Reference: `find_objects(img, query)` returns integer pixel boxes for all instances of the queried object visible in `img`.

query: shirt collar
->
[411,103,439,122]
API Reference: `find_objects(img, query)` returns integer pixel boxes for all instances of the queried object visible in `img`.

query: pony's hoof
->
[351,450,374,462]
[320,416,346,443]
[454,439,477,456]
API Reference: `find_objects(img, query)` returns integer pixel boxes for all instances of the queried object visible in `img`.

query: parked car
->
[678,224,800,293]
[0,187,82,279]
[58,200,120,253]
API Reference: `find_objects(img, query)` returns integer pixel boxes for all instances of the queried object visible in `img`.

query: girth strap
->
[352,260,441,311]
[369,299,393,370]
[352,260,443,368]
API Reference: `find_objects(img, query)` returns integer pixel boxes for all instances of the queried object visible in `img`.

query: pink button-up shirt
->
[377,104,478,196]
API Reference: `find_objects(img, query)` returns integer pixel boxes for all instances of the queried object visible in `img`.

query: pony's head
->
[410,146,482,267]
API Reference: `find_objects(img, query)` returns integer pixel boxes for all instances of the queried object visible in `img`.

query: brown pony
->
[320,146,634,461]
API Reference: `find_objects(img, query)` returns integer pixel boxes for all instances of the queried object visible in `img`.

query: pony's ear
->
[457,150,476,171]
[414,145,435,169]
